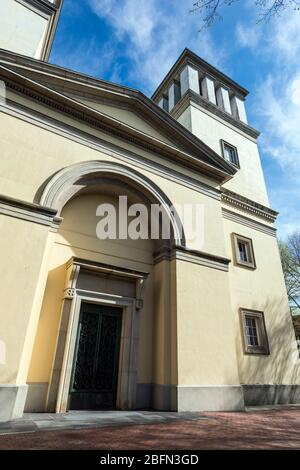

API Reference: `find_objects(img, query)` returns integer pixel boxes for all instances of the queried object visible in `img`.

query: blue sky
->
[50,0,300,239]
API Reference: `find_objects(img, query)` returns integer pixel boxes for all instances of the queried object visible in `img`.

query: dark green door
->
[68,302,122,410]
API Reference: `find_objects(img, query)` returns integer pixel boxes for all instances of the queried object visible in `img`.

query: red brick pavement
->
[0,410,299,450]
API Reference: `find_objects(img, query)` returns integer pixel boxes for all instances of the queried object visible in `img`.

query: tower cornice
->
[152,48,249,102]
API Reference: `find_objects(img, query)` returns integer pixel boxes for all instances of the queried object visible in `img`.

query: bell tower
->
[0,0,63,61]
[152,48,269,207]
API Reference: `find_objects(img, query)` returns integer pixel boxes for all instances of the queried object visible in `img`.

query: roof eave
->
[0,50,236,177]
[0,63,234,183]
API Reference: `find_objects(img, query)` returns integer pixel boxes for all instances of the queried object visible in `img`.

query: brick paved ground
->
[0,409,299,450]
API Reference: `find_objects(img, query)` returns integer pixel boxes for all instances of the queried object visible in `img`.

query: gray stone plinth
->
[177,385,245,412]
[0,384,28,422]
[243,385,300,406]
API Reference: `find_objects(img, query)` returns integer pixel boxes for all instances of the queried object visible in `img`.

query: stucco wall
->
[175,259,240,386]
[27,193,155,386]
[1,90,218,197]
[179,104,269,206]
[0,0,49,59]
[1,91,299,414]
[0,215,52,384]
[0,110,225,255]
[222,218,300,384]
[0,106,229,403]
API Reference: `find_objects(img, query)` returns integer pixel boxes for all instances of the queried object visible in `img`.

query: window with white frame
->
[240,309,269,355]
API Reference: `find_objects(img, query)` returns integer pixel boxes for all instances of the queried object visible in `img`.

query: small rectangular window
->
[240,309,269,355]
[232,233,256,269]
[221,140,239,167]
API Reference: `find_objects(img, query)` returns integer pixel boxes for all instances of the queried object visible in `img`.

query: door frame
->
[46,257,147,413]
[68,302,123,410]
[56,291,138,413]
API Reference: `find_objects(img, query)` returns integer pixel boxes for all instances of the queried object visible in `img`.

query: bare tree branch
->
[191,0,300,29]
[279,233,300,309]
[256,0,300,23]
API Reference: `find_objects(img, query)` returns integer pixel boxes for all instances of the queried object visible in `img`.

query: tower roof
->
[152,48,248,101]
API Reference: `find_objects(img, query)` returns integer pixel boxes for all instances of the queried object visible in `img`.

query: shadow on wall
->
[236,295,300,402]
[26,264,67,385]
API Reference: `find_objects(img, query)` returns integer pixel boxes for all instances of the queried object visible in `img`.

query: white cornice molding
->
[0,195,61,230]
[222,208,277,237]
[221,189,278,223]
[171,91,260,141]
[68,257,149,280]
[154,246,230,271]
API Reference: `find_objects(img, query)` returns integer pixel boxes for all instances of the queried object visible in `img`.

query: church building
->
[0,0,299,422]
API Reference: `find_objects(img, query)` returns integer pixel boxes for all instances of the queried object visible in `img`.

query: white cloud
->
[86,0,227,93]
[257,73,300,170]
[255,64,300,238]
[290,76,300,105]
[235,9,300,238]
[236,7,300,59]
[88,0,156,50]
[253,9,300,173]
[268,11,300,60]
[236,23,261,48]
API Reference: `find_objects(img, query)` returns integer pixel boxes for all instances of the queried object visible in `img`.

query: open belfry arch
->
[0,4,300,422]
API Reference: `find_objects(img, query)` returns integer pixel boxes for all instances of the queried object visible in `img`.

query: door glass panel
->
[68,303,122,410]
[72,311,98,391]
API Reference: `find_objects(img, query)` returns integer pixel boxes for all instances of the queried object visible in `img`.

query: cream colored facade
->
[0,0,63,61]
[0,22,299,421]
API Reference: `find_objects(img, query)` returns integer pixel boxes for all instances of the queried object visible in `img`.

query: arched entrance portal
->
[38,160,185,247]
[30,161,185,413]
